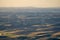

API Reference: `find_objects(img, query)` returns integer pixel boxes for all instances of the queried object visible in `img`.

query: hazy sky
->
[0,0,60,8]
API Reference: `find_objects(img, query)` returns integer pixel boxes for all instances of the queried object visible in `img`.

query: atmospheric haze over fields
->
[0,0,60,8]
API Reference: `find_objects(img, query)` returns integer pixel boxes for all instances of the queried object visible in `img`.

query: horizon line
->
[0,7,60,8]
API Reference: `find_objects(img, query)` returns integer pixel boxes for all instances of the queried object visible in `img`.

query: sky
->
[0,0,60,8]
